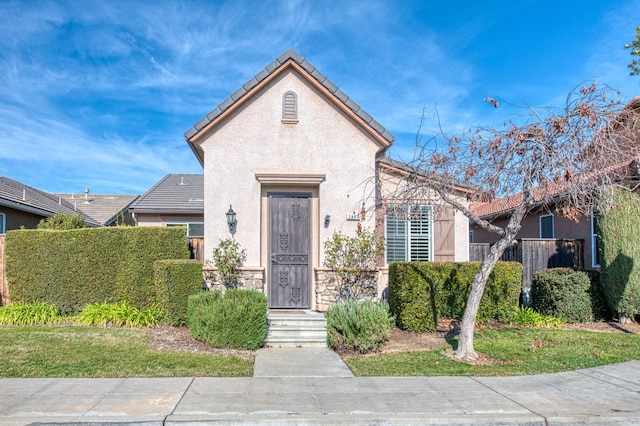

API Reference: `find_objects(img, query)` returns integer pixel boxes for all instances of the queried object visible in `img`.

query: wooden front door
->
[269,194,311,308]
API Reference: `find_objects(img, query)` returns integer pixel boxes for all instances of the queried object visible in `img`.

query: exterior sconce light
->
[324,214,331,228]
[226,205,237,233]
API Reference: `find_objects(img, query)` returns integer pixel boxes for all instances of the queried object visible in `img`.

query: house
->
[129,174,204,236]
[129,174,205,261]
[469,188,600,269]
[183,49,470,311]
[0,176,100,232]
[57,190,138,226]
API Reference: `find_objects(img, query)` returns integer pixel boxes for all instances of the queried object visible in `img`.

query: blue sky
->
[1,0,639,194]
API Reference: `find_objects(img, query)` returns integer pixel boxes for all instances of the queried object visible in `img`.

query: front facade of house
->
[184,50,469,310]
[470,202,599,270]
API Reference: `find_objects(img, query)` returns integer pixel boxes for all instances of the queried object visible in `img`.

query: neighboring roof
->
[56,193,139,226]
[129,174,204,214]
[0,176,100,226]
[377,156,477,194]
[185,49,395,165]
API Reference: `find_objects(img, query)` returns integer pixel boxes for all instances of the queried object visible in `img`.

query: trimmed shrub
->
[388,261,522,332]
[326,299,394,353]
[5,227,190,314]
[586,270,612,321]
[154,259,203,325]
[0,302,62,325]
[188,289,267,350]
[597,188,640,319]
[531,268,593,323]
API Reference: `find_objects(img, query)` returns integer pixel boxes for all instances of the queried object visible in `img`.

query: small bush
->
[0,302,63,325]
[326,299,394,353]
[154,259,203,325]
[74,301,163,327]
[188,289,267,350]
[532,269,593,323]
[506,306,565,327]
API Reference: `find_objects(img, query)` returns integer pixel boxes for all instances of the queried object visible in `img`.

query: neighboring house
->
[470,194,599,270]
[129,174,204,237]
[183,49,469,310]
[0,176,99,231]
[57,190,138,226]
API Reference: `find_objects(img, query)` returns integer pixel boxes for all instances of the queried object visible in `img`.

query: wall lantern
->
[226,205,237,233]
[324,214,331,228]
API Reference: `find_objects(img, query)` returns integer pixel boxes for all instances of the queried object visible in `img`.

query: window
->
[0,212,5,234]
[166,222,204,237]
[539,214,554,239]
[282,91,298,122]
[591,213,600,268]
[385,204,433,263]
[469,230,474,244]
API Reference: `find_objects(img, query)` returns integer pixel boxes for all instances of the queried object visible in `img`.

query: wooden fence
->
[469,238,584,290]
[189,237,205,263]
[0,235,7,305]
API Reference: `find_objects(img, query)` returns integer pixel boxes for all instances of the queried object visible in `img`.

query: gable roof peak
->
[184,50,394,165]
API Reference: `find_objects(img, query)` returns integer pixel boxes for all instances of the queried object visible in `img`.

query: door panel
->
[269,195,311,308]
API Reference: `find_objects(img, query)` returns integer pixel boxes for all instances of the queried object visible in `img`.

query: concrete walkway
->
[1,350,640,425]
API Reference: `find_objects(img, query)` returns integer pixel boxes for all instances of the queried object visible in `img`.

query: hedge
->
[597,188,640,319]
[154,259,204,325]
[388,261,522,332]
[5,227,190,314]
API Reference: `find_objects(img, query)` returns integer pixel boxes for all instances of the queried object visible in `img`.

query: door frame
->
[258,180,321,311]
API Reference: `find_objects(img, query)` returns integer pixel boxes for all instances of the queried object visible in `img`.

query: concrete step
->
[265,310,328,348]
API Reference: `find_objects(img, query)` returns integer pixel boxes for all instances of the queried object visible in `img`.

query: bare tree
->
[392,84,640,361]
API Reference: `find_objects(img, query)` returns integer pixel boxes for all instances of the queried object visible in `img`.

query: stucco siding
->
[200,69,381,265]
[471,212,596,269]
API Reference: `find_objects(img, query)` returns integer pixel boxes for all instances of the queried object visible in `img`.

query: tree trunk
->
[453,236,514,361]
[454,205,527,361]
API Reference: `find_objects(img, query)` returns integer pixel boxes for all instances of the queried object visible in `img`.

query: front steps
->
[265,310,328,348]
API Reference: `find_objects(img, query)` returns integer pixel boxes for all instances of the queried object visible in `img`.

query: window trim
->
[165,222,204,238]
[539,214,554,239]
[384,204,434,264]
[591,212,600,268]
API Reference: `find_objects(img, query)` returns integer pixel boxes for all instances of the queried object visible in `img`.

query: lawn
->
[0,325,253,378]
[345,327,640,376]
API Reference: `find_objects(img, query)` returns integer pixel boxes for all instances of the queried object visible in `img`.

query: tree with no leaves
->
[395,84,640,361]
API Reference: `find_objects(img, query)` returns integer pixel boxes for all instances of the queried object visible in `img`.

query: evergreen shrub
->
[188,289,267,350]
[388,261,521,332]
[597,188,640,319]
[154,259,203,325]
[531,268,593,323]
[326,299,394,353]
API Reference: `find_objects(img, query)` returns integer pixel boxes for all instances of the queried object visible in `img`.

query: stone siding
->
[203,266,265,294]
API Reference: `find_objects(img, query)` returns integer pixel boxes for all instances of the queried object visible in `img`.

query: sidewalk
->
[0,352,639,425]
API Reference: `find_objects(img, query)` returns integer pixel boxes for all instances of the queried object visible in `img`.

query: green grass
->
[0,326,252,378]
[345,327,640,376]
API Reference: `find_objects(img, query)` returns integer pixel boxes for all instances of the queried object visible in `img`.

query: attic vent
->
[177,177,187,186]
[282,91,298,123]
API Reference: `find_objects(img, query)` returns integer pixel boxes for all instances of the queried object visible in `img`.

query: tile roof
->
[377,156,478,193]
[56,193,139,226]
[184,49,394,164]
[0,176,100,226]
[129,174,204,214]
